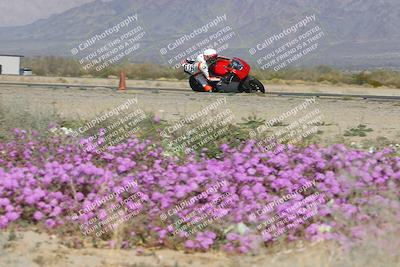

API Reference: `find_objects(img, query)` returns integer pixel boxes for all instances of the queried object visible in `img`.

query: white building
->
[0,54,24,75]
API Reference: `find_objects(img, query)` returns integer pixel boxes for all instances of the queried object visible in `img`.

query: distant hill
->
[0,0,94,27]
[0,0,399,69]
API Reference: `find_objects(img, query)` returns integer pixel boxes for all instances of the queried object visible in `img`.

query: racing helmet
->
[203,48,218,62]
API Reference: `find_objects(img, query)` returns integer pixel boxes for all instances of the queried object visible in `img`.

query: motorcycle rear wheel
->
[243,76,265,93]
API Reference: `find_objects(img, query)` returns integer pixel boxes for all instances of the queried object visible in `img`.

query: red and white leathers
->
[183,52,221,92]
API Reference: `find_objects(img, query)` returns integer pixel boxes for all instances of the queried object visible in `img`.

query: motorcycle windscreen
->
[231,58,251,80]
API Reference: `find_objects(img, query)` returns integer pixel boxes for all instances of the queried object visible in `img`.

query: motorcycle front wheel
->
[189,76,206,92]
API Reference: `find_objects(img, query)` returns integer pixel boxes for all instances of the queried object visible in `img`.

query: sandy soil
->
[1,84,399,146]
[0,229,320,267]
[1,229,398,267]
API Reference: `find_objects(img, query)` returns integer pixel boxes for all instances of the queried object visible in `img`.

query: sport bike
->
[183,57,265,93]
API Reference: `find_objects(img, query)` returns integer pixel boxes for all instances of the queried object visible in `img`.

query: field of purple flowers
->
[1,128,399,254]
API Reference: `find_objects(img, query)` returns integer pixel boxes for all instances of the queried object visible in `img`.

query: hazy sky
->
[0,0,95,27]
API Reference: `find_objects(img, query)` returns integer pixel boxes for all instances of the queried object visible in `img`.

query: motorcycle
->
[183,57,265,93]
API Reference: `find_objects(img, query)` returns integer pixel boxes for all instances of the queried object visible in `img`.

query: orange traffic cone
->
[118,71,126,91]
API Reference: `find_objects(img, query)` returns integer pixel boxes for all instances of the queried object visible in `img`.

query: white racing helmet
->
[203,48,218,61]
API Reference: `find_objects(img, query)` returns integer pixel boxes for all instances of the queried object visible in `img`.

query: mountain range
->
[0,0,399,69]
[0,0,94,27]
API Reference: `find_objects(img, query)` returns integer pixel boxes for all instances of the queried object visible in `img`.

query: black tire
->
[189,75,205,92]
[242,76,265,93]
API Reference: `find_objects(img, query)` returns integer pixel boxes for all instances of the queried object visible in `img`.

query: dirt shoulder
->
[1,75,400,96]
[1,85,399,147]
[1,229,398,267]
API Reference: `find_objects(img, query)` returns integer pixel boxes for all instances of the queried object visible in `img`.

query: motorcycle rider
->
[182,48,222,92]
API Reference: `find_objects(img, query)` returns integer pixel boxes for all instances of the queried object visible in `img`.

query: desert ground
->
[1,229,399,267]
[1,77,400,267]
[1,80,399,147]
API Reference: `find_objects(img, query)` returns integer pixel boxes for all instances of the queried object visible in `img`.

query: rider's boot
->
[203,85,213,92]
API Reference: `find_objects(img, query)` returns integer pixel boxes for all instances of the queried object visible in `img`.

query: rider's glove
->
[183,63,195,75]
[186,58,195,64]
[181,58,195,66]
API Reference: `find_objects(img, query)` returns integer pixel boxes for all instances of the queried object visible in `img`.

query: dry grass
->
[0,94,62,140]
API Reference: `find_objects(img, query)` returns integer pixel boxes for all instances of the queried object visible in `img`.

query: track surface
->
[1,82,400,101]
